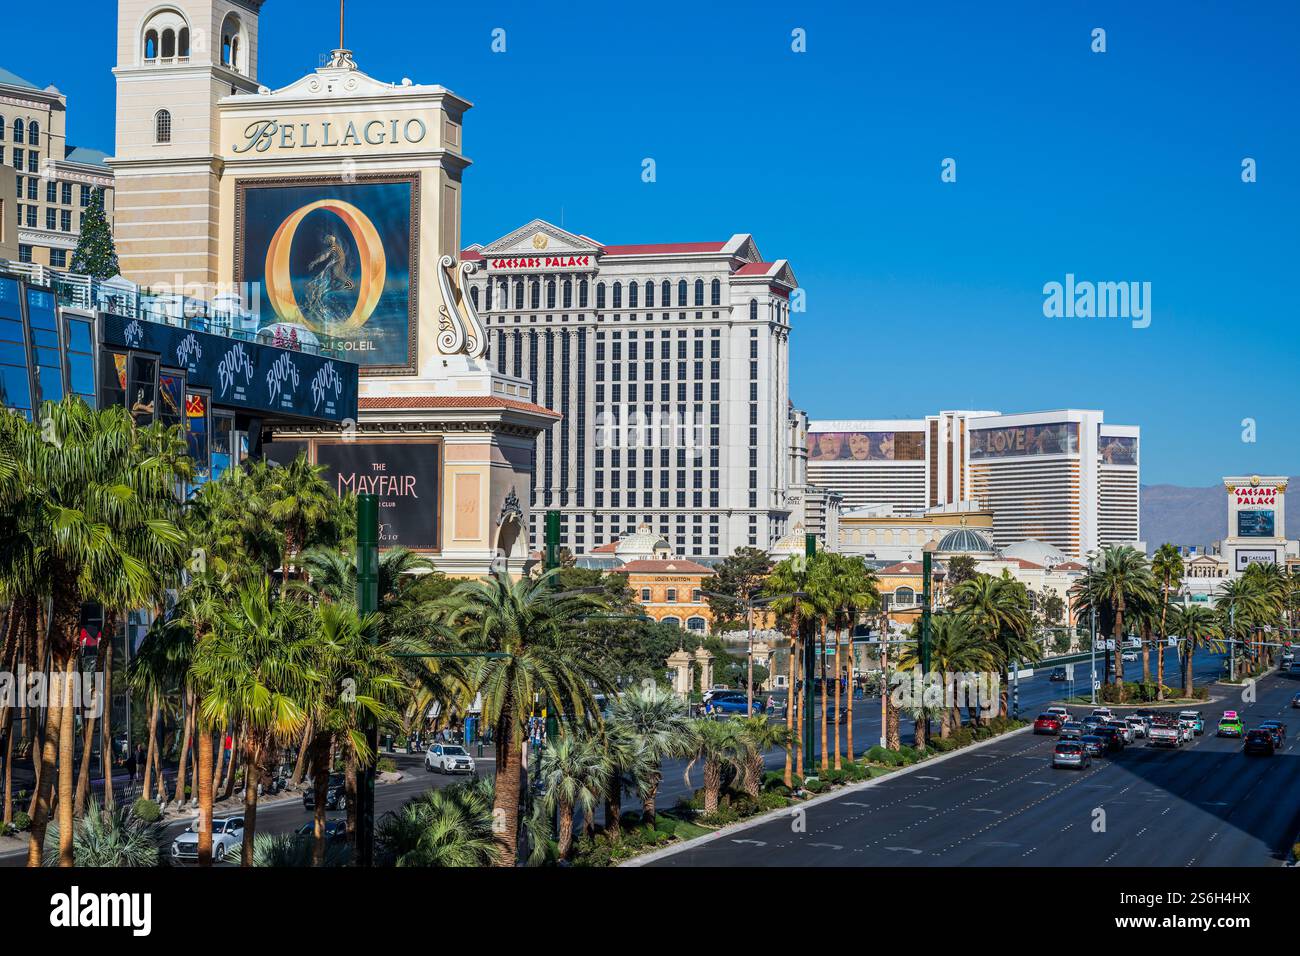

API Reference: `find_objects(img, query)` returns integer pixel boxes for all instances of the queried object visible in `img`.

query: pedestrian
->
[124,749,137,786]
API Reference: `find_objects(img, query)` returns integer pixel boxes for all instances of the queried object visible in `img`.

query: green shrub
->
[699,804,741,826]
[972,725,993,740]
[759,790,790,811]
[803,778,826,793]
[655,817,678,836]
[930,736,955,753]
[1193,687,1209,701]
[132,799,161,823]
[12,811,31,832]
[897,745,921,764]
[375,757,399,774]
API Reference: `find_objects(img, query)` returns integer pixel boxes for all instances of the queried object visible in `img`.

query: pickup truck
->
[1148,722,1182,748]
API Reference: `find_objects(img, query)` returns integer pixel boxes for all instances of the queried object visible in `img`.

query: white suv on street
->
[425,743,477,775]
[171,816,244,864]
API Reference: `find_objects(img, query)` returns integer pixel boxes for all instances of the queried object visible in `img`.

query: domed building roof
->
[936,527,996,556]
[614,523,670,562]
[1000,539,1067,567]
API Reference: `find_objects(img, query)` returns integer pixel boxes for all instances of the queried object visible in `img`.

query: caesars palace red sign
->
[1235,487,1279,505]
[488,255,593,271]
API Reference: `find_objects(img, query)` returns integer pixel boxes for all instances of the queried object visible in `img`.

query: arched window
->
[596,283,606,309]
[161,29,175,59]
[612,282,622,309]
[145,29,159,60]
[230,37,240,71]
[178,27,190,59]
[13,119,23,143]
[545,279,556,310]
[513,281,524,310]
[749,299,758,321]
[628,281,638,308]
[529,280,540,310]
[662,616,682,629]
[687,616,707,632]
[562,280,572,309]
[27,121,38,146]
[693,279,704,306]
[484,282,492,311]
[579,280,589,308]
[470,286,480,310]
[154,109,172,144]
[894,586,915,605]
[710,278,721,306]
[645,280,654,307]
[661,280,670,306]
[677,280,687,306]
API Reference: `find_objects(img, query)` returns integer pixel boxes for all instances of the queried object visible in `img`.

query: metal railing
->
[0,259,352,361]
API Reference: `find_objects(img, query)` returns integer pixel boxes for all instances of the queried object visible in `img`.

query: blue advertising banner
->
[99,312,358,423]
[1237,510,1275,537]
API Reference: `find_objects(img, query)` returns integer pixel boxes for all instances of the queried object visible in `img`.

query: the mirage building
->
[809,408,1141,560]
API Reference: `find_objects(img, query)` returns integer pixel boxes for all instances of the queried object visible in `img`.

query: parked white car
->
[1046,706,1071,724]
[425,743,476,775]
[171,816,244,864]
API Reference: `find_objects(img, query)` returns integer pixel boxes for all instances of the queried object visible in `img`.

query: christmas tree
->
[288,327,300,351]
[70,188,120,279]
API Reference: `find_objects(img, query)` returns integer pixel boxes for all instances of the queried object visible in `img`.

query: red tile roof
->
[616,559,714,575]
[590,540,619,554]
[358,395,561,418]
[599,241,727,256]
[1052,561,1086,571]
[1009,559,1045,570]
[733,261,777,276]
[879,562,922,574]
[461,248,485,261]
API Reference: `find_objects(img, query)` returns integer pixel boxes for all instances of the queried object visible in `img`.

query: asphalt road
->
[647,666,1300,867]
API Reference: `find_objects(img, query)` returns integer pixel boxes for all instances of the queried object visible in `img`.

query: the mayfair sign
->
[232,117,429,153]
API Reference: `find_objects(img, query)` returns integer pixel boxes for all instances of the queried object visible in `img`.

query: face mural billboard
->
[238,175,418,373]
[807,431,925,462]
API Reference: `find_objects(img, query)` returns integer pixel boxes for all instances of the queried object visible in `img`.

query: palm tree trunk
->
[558,800,575,860]
[703,757,721,814]
[745,754,762,799]
[56,658,77,866]
[343,745,358,858]
[642,775,660,827]
[196,717,214,867]
[819,621,829,772]
[25,685,61,867]
[846,629,855,760]
[291,719,313,786]
[212,725,227,796]
[783,634,796,788]
[100,611,116,810]
[221,724,241,801]
[174,686,194,809]
[1141,622,1151,688]
[1183,639,1195,698]
[833,624,843,769]
[142,693,159,802]
[1113,602,1126,689]
[491,706,522,867]
[311,732,331,867]
[2,710,13,828]
[75,632,108,816]
[239,731,261,867]
[604,790,622,842]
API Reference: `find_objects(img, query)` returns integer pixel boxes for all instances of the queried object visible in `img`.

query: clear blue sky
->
[9,1,1298,485]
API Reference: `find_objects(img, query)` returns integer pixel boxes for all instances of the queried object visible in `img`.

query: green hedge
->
[132,798,161,823]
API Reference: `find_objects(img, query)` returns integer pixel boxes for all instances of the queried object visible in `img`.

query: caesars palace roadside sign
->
[232,117,429,153]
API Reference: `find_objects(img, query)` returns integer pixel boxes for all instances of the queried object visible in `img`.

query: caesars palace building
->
[104,0,802,570]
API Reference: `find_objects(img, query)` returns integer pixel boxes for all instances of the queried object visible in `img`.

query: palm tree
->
[1150,543,1184,700]
[949,572,1033,716]
[1215,575,1269,679]
[434,570,614,866]
[1170,605,1224,696]
[898,614,995,736]
[1085,546,1154,690]
[734,714,789,798]
[0,398,189,867]
[41,799,165,867]
[827,556,878,764]
[608,682,693,826]
[536,732,607,859]
[265,452,336,583]
[190,579,317,866]
[683,718,740,814]
[764,556,812,784]
[377,777,498,867]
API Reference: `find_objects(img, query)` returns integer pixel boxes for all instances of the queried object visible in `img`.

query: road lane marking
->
[884,846,922,854]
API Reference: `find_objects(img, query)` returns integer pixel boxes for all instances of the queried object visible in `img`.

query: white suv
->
[425,743,476,775]
[171,816,244,864]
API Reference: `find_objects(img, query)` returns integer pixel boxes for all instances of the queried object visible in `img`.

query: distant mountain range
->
[1140,476,1299,552]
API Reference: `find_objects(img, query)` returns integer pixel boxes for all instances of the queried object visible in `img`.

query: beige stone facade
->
[0,66,114,269]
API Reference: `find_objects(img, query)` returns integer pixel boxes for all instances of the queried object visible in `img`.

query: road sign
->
[1105,639,1116,651]
[1065,663,1075,680]
[1093,680,1101,691]
[1167,636,1177,646]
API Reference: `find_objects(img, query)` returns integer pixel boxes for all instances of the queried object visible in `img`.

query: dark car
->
[295,819,346,841]
[302,773,347,811]
[1243,729,1275,756]
[1093,726,1125,753]
[1049,667,1067,682]
[1257,721,1287,749]
[1081,715,1105,734]
[1080,734,1106,757]
[1292,692,1300,709]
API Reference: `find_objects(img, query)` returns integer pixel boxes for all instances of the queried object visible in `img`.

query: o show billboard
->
[237,174,419,374]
